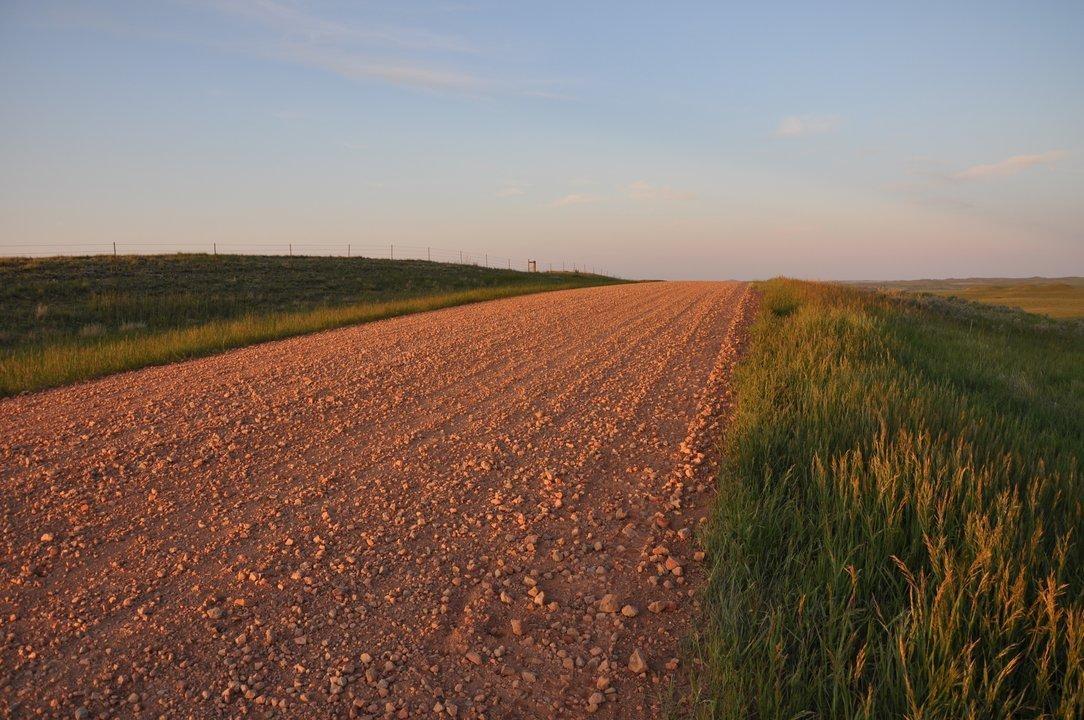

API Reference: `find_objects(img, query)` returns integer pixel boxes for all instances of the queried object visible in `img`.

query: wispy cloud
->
[517,89,576,101]
[199,0,477,54]
[953,151,1066,181]
[626,180,696,202]
[200,0,486,93]
[53,0,498,94]
[496,186,526,197]
[259,42,484,92]
[775,114,842,138]
[892,150,1067,210]
[552,193,597,207]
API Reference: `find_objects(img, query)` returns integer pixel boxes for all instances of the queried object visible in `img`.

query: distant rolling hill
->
[0,253,623,395]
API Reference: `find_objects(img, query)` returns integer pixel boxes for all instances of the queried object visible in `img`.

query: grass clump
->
[0,254,622,396]
[691,279,1082,718]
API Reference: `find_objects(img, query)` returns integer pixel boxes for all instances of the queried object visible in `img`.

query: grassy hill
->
[0,254,623,396]
[692,280,1082,718]
[856,277,1084,318]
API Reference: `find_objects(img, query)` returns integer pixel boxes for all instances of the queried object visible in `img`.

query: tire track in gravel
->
[0,281,753,719]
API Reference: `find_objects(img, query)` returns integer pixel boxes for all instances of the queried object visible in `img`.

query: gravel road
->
[1,281,753,719]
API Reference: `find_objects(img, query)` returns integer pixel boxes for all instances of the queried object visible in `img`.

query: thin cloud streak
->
[196,0,486,92]
[52,1,524,94]
[552,194,597,207]
[196,2,572,96]
[775,114,842,138]
[263,41,485,92]
[196,0,478,54]
[953,151,1066,181]
[626,181,696,202]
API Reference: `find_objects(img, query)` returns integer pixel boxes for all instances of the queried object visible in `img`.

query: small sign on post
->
[527,260,537,272]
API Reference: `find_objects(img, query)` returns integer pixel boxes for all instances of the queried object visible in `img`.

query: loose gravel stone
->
[0,282,755,719]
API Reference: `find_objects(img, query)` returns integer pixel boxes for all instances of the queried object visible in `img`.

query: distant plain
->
[854,277,1084,318]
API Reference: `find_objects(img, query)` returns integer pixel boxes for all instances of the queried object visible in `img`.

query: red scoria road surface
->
[1,281,753,720]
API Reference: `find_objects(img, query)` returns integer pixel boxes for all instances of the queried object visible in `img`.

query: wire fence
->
[0,241,614,277]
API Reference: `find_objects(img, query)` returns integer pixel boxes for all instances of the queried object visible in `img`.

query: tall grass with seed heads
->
[690,279,1082,719]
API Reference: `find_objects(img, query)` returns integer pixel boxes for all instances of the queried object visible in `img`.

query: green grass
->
[857,278,1084,319]
[691,280,1082,718]
[0,254,622,396]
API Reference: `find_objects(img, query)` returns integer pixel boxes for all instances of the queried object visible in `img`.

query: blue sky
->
[1,1,1082,279]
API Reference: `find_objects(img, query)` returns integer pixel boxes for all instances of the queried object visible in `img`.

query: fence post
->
[113,242,117,257]
[347,244,351,258]
[427,247,431,261]
[390,244,394,260]
[213,242,217,256]
[289,243,292,256]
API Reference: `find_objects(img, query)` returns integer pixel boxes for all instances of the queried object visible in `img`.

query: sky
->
[1,1,1082,280]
